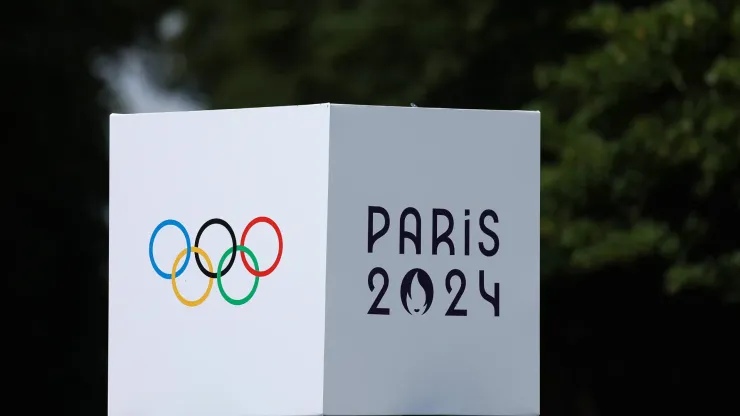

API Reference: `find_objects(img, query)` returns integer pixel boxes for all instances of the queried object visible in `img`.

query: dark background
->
[8,0,739,415]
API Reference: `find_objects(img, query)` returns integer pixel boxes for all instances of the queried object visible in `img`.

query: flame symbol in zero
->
[400,268,434,315]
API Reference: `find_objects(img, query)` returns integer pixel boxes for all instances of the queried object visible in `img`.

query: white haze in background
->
[100,10,199,114]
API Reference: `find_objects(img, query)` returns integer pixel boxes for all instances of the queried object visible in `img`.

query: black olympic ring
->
[194,218,237,279]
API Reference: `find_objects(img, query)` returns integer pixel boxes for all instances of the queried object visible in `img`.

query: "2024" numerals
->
[367,267,499,317]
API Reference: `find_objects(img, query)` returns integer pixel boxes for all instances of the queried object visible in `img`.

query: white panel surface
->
[109,105,330,416]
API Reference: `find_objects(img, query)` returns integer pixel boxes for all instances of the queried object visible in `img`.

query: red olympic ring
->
[240,216,283,277]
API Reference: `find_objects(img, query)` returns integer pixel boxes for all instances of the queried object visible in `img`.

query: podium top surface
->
[111,102,540,117]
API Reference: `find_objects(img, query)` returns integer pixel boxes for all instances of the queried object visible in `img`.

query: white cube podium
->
[109,104,540,416]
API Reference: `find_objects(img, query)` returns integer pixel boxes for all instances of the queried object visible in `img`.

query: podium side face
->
[324,105,540,415]
[109,105,329,416]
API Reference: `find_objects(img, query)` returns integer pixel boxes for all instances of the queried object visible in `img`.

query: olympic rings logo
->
[148,217,283,307]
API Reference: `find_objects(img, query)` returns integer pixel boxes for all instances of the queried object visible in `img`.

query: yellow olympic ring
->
[170,247,214,307]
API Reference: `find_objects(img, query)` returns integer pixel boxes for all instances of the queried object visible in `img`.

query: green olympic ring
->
[217,245,260,306]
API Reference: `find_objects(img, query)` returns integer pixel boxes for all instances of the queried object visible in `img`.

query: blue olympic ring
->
[149,219,191,279]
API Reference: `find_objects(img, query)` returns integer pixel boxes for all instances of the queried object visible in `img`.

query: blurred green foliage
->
[536,0,740,300]
[167,0,596,109]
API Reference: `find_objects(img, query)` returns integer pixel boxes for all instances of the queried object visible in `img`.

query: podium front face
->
[108,105,330,416]
[323,105,540,415]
